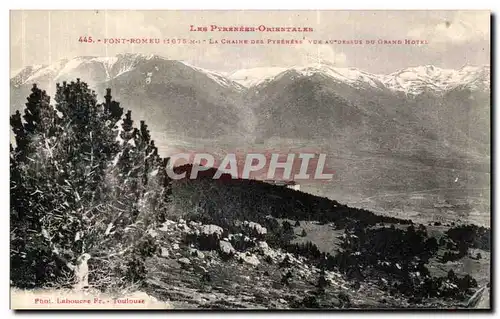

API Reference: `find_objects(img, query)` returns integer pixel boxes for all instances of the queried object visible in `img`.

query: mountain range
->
[11,54,490,95]
[227,62,490,94]
[10,54,491,223]
[10,53,490,148]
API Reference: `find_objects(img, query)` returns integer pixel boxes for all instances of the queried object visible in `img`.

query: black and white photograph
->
[9,10,491,310]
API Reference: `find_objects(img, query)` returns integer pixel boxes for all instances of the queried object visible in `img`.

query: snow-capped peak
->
[228,67,288,87]
[293,63,387,90]
[229,63,387,90]
[11,54,245,92]
[11,53,158,86]
[12,56,490,96]
[382,65,490,94]
[11,64,46,86]
[228,63,490,95]
[179,61,245,91]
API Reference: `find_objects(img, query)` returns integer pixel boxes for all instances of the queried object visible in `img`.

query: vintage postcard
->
[10,10,490,310]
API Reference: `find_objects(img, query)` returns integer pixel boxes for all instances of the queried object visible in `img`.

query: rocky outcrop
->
[160,247,170,258]
[219,240,236,255]
[158,219,176,232]
[178,257,191,267]
[257,241,269,250]
[256,241,278,260]
[189,248,205,259]
[243,221,267,235]
[200,224,224,237]
[237,253,260,266]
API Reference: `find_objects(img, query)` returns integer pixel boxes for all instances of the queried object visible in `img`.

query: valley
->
[9,54,491,309]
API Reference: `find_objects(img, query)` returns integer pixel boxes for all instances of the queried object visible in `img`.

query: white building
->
[263,180,300,191]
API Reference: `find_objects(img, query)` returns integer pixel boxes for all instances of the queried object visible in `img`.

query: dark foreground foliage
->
[10,81,171,290]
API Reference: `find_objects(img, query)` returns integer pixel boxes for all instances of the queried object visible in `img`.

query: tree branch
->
[41,227,75,271]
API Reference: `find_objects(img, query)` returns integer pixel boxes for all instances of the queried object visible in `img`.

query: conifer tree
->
[10,84,60,287]
[10,80,171,290]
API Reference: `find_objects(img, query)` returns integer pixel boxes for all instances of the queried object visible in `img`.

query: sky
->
[10,10,491,75]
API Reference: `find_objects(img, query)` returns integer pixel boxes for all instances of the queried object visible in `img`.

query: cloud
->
[407,11,490,44]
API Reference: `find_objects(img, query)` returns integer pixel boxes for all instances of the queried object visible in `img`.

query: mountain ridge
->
[11,54,490,96]
[11,54,245,91]
[230,64,490,95]
[9,53,491,228]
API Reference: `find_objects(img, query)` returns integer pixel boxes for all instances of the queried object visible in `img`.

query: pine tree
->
[23,84,57,136]
[10,111,28,156]
[10,80,171,290]
[113,110,140,226]
[10,84,60,287]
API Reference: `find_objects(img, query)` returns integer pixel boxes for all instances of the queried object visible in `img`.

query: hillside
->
[142,166,491,309]
[169,165,411,228]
